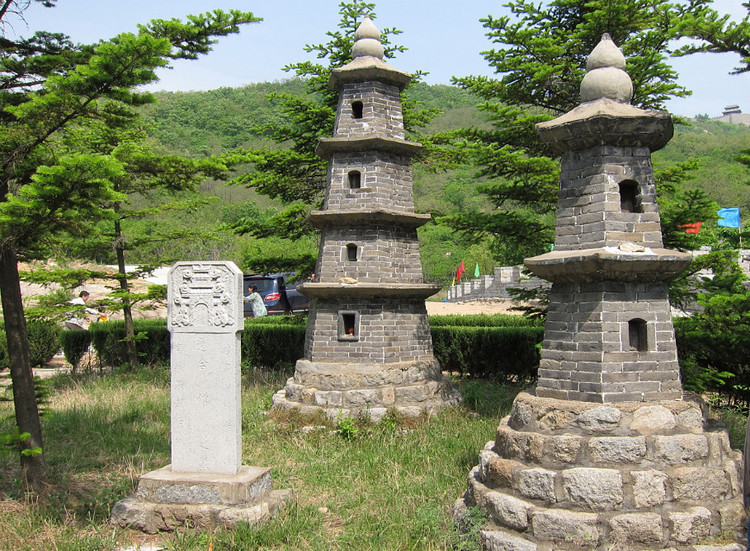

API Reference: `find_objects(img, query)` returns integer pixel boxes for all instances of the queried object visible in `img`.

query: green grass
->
[0,368,517,550]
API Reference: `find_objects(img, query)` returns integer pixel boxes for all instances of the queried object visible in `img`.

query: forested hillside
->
[126,80,750,286]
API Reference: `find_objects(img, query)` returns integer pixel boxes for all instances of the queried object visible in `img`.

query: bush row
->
[49,316,542,379]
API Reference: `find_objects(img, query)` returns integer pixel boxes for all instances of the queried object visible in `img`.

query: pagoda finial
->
[351,15,384,60]
[579,33,633,103]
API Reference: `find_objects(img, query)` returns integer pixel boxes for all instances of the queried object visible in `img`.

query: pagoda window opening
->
[338,311,359,340]
[346,243,358,262]
[628,318,648,352]
[348,170,361,189]
[351,101,364,119]
[619,179,643,213]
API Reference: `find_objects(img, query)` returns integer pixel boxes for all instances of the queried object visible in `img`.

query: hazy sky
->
[8,0,749,118]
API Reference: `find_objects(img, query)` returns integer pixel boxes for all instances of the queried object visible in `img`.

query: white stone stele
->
[110,261,294,533]
[167,261,244,475]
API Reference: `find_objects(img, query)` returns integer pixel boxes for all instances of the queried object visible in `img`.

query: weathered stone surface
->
[667,506,711,544]
[481,529,537,551]
[576,406,621,432]
[718,498,745,538]
[632,469,668,508]
[676,406,704,432]
[548,435,582,463]
[609,512,663,545]
[531,509,600,546]
[485,491,533,530]
[517,468,557,503]
[480,451,521,489]
[589,436,646,463]
[561,467,623,510]
[652,434,709,464]
[508,401,535,429]
[538,409,574,430]
[631,405,676,433]
[670,467,731,501]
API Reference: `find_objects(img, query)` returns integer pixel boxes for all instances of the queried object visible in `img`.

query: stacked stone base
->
[272,359,460,421]
[455,392,746,550]
[110,465,294,534]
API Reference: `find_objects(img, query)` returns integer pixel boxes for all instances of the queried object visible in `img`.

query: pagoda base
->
[272,359,460,421]
[455,391,746,551]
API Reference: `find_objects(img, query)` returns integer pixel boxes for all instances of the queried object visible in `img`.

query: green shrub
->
[89,320,170,367]
[431,326,544,380]
[428,314,542,328]
[242,321,306,370]
[27,319,61,367]
[0,319,61,369]
[59,329,92,369]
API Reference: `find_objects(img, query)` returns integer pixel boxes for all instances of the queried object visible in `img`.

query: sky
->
[6,0,749,118]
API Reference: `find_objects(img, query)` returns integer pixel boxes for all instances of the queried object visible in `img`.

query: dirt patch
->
[425,299,526,316]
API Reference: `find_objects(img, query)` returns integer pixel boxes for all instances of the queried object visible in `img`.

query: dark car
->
[243,273,310,317]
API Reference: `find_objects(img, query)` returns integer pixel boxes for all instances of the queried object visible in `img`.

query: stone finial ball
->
[580,66,634,102]
[586,33,626,71]
[580,33,633,103]
[352,16,384,59]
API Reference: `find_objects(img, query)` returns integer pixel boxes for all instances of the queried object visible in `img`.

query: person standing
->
[244,285,267,318]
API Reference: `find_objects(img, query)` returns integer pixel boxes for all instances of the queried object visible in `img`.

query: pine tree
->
[0,2,259,489]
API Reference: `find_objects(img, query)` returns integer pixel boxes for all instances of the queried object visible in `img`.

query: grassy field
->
[0,367,522,550]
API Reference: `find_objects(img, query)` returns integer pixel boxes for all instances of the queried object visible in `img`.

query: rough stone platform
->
[272,359,460,421]
[111,465,294,533]
[455,392,746,550]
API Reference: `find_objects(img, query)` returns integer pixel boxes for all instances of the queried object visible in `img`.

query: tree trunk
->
[0,245,47,490]
[115,219,140,370]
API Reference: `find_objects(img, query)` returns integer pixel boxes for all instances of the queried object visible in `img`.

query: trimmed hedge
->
[59,329,91,368]
[89,320,170,367]
[0,320,60,369]
[429,313,543,328]
[431,326,544,380]
[45,314,546,379]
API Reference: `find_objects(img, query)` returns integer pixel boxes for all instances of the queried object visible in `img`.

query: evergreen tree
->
[0,2,259,489]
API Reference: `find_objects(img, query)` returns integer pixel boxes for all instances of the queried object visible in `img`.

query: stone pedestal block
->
[111,466,294,534]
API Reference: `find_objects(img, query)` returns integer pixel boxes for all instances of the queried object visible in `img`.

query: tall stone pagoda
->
[272,16,458,420]
[455,35,746,550]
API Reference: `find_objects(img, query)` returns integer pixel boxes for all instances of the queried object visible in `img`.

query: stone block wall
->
[324,151,415,212]
[316,224,425,283]
[537,282,682,403]
[555,146,664,251]
[333,81,405,139]
[302,298,435,364]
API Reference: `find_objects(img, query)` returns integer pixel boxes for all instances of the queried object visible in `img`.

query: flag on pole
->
[474,263,480,278]
[679,222,702,234]
[451,277,456,287]
[456,261,465,282]
[717,208,741,228]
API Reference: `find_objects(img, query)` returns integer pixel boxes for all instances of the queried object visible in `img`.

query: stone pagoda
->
[454,35,746,550]
[272,16,458,421]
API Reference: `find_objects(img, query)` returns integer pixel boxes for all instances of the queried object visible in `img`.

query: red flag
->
[456,261,465,282]
[679,222,702,234]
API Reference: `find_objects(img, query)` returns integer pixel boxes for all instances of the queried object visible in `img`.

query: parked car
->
[243,273,310,317]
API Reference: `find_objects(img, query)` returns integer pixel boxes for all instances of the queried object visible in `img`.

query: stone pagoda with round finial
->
[454,35,746,550]
[272,16,459,421]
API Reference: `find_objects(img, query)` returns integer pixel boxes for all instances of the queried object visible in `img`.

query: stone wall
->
[324,151,415,212]
[302,298,435,364]
[447,266,550,302]
[537,281,682,403]
[555,146,663,251]
[316,224,424,283]
[334,82,405,139]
